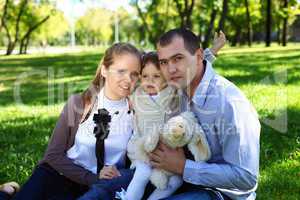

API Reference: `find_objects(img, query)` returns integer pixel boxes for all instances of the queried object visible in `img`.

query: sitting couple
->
[1,28,260,200]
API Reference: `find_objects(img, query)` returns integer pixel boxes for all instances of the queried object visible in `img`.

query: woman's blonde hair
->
[81,43,141,107]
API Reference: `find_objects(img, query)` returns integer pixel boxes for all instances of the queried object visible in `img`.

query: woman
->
[10,43,141,200]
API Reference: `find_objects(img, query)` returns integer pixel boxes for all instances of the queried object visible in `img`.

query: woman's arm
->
[42,95,98,186]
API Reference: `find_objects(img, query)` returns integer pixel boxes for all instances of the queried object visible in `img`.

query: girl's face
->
[141,63,167,95]
[101,53,140,100]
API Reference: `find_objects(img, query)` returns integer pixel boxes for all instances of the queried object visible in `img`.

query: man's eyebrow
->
[159,53,184,61]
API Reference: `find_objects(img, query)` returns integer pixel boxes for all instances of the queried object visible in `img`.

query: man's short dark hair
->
[157,28,200,55]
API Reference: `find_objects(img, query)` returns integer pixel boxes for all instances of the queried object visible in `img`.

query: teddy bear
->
[127,111,211,190]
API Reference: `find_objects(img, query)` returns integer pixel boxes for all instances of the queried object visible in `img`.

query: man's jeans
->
[77,168,134,200]
[162,189,228,200]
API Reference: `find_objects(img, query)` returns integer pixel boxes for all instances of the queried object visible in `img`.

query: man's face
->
[157,37,202,89]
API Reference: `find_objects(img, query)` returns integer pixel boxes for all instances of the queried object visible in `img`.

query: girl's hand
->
[210,31,226,55]
[99,165,121,179]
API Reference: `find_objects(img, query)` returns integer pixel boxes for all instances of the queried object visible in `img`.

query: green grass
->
[1,45,300,199]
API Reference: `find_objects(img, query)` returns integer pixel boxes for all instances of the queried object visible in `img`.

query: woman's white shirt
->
[67,89,133,174]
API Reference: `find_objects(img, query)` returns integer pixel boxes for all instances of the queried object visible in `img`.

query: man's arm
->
[150,96,260,191]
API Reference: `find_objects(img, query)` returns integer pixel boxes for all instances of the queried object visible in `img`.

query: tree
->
[266,0,272,46]
[19,16,50,54]
[76,8,113,45]
[174,0,195,29]
[218,0,229,31]
[245,0,252,46]
[203,1,220,48]
[0,0,52,55]
[2,0,28,55]
[35,8,69,47]
[282,0,288,46]
[133,0,176,46]
[18,3,52,54]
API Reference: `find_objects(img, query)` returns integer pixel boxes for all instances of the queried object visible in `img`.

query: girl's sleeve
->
[203,48,216,63]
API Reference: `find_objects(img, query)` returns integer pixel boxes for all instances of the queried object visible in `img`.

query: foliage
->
[34,8,69,46]
[76,8,113,45]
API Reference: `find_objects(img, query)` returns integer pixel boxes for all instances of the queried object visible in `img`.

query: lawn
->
[0,45,299,199]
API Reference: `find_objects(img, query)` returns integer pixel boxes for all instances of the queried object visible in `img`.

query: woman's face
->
[141,63,167,95]
[102,53,141,100]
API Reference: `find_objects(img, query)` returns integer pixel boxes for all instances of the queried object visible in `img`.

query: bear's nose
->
[172,128,183,138]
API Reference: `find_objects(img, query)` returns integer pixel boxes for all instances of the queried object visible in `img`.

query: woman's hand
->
[0,181,20,195]
[99,165,121,179]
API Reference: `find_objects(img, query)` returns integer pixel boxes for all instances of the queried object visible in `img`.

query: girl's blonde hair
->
[81,43,141,107]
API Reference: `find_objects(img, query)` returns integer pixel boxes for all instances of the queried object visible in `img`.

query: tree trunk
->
[185,0,195,29]
[277,21,281,45]
[174,0,195,29]
[265,0,272,47]
[19,38,25,54]
[3,0,29,55]
[23,36,30,54]
[245,0,252,46]
[232,27,242,46]
[282,0,288,46]
[203,8,217,49]
[0,0,9,33]
[135,0,154,45]
[18,15,50,54]
[6,41,16,55]
[218,0,228,31]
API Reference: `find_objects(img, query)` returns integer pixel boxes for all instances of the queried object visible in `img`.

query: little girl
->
[122,33,225,200]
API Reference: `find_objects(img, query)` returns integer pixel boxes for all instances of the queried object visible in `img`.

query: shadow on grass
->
[1,48,299,105]
[215,49,300,85]
[0,53,102,106]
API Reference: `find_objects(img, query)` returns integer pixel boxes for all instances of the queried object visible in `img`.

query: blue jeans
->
[162,190,212,200]
[161,183,230,200]
[77,168,134,200]
[11,163,88,200]
[0,191,11,200]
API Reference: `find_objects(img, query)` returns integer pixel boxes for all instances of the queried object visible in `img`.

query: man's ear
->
[101,65,107,78]
[195,48,204,65]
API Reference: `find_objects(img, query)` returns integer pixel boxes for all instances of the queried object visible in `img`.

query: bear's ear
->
[187,123,211,161]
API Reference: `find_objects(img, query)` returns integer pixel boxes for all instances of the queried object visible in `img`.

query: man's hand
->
[99,165,121,179]
[149,142,186,175]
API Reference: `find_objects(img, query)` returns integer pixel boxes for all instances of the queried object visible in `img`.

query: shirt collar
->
[191,60,216,107]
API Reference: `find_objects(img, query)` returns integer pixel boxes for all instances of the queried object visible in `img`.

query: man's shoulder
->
[211,74,248,103]
[211,74,259,119]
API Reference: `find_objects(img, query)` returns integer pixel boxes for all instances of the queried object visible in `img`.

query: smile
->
[120,85,130,90]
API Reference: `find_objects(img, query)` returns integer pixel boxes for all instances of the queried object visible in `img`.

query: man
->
[149,28,260,200]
